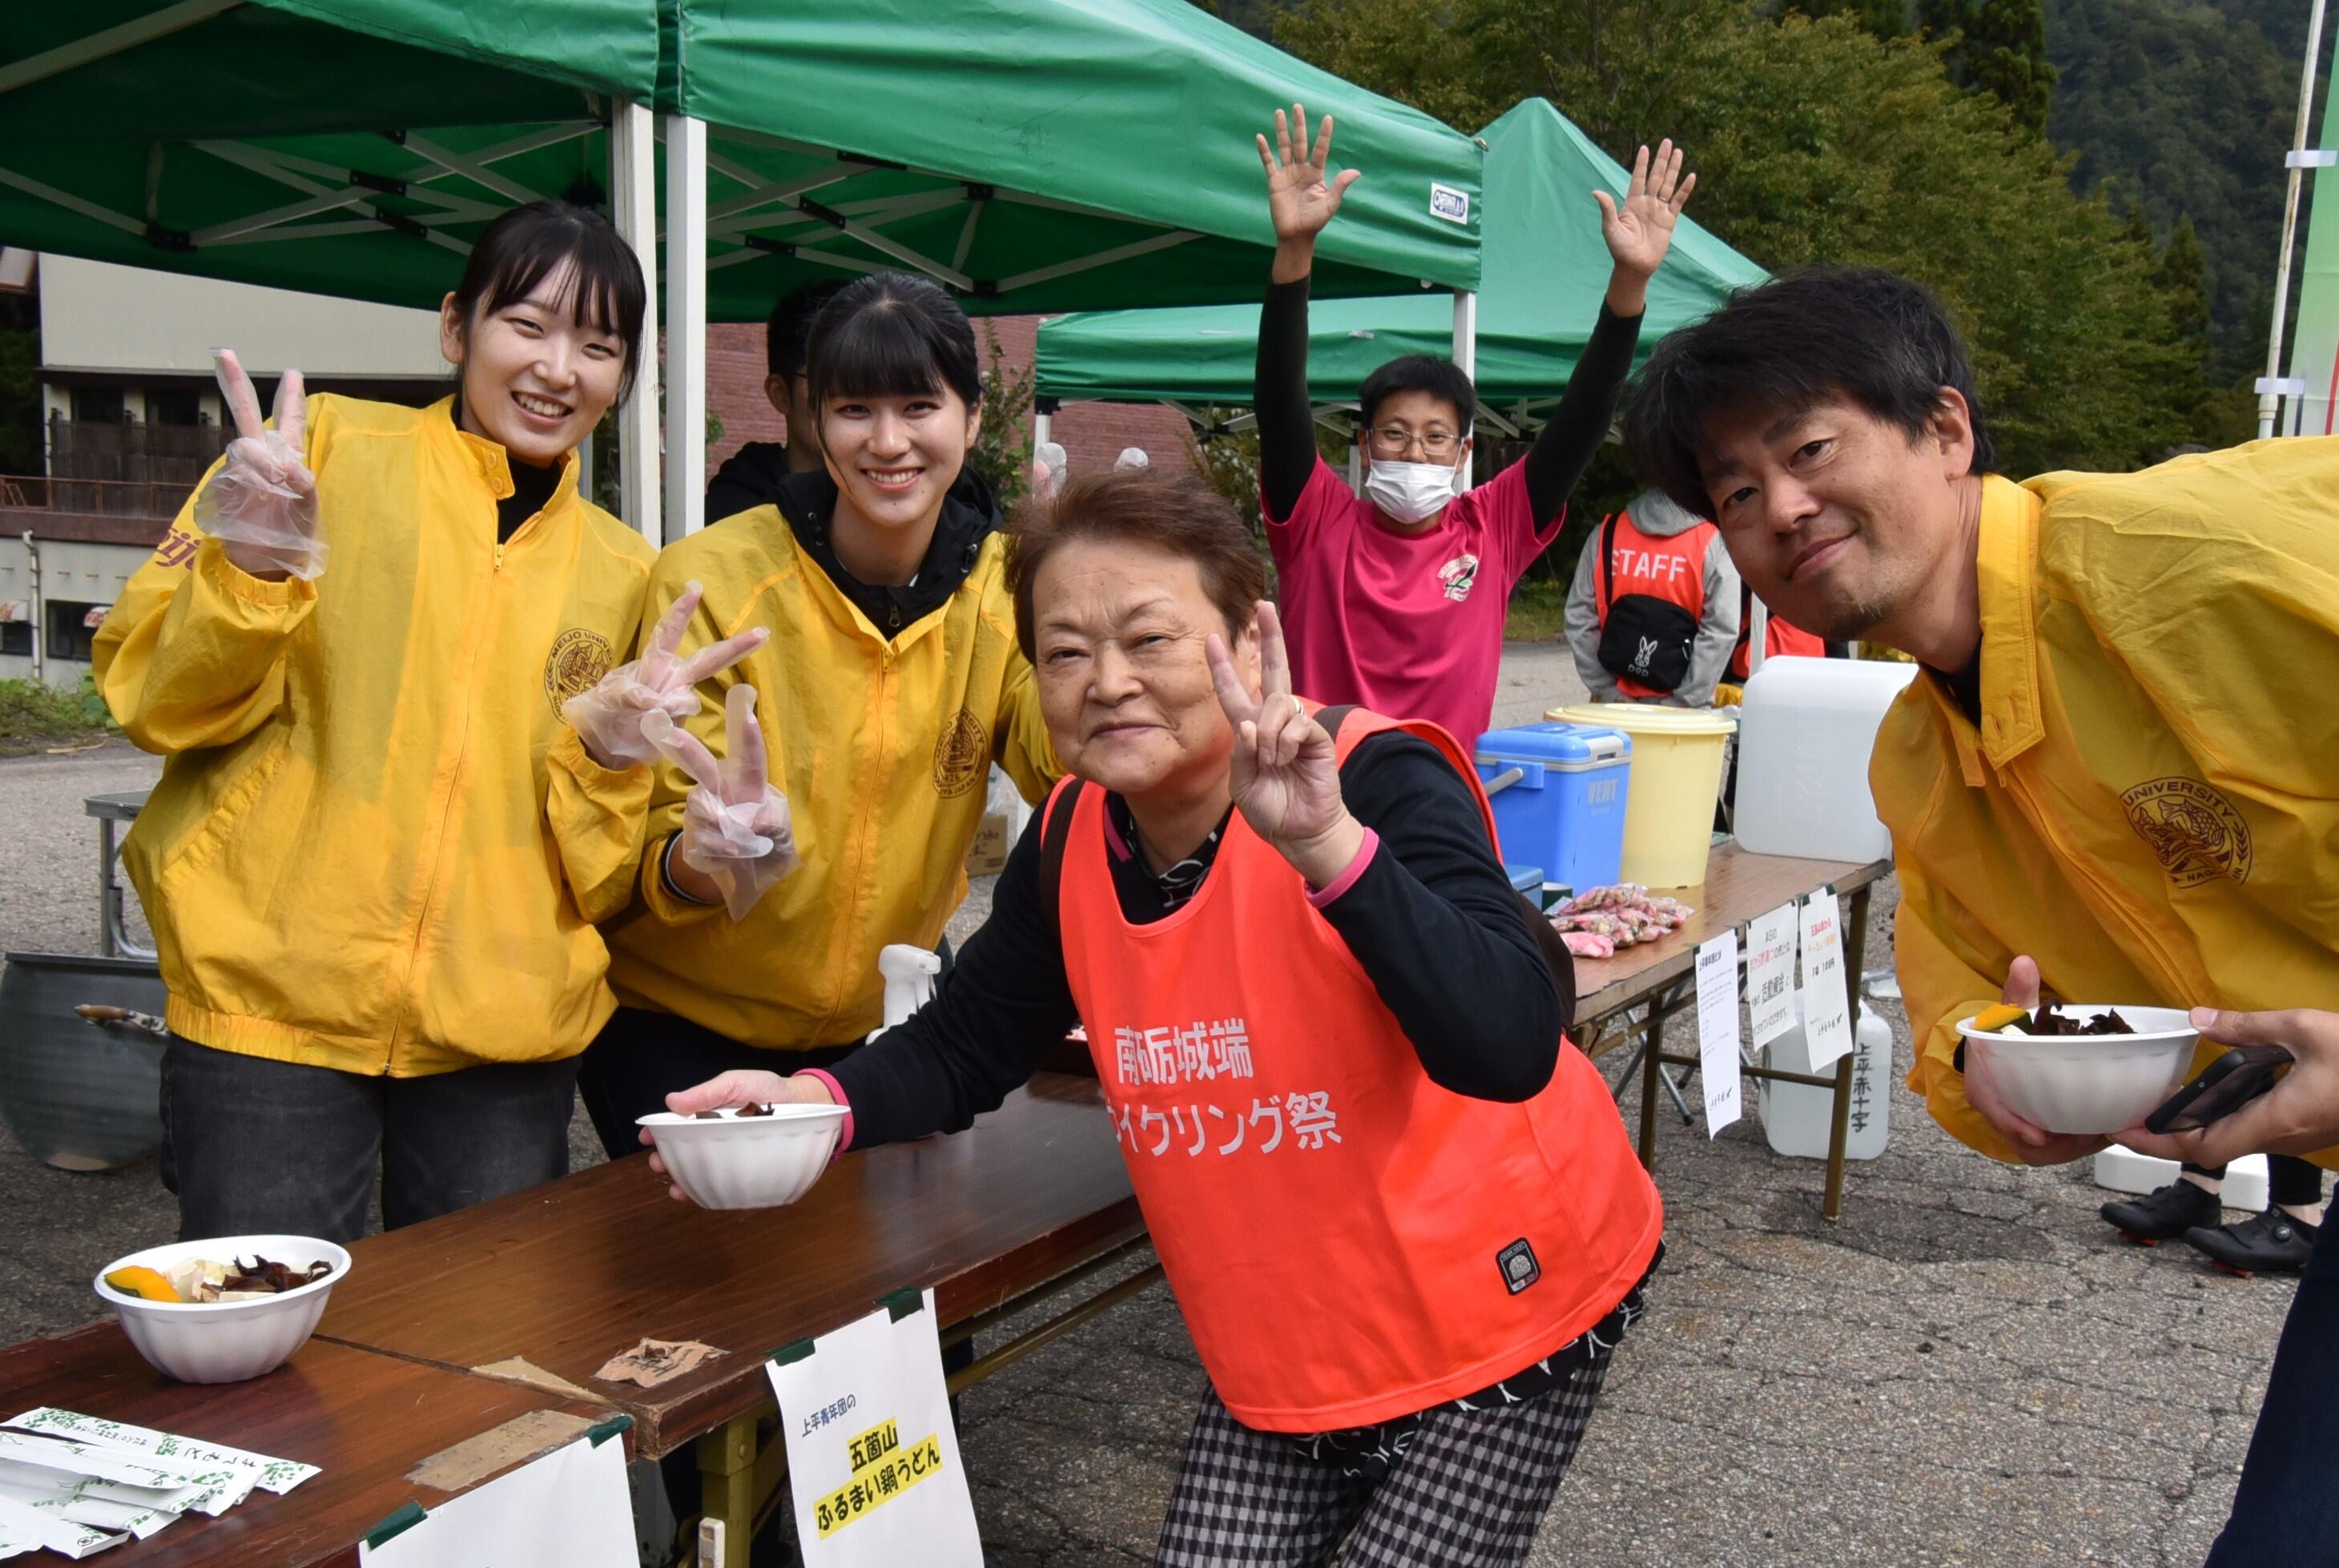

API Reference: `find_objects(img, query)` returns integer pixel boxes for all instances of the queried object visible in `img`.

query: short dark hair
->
[450,200,648,401]
[766,281,843,380]
[1008,468,1269,664]
[1621,267,1994,518]
[1359,354,1477,435]
[804,271,983,420]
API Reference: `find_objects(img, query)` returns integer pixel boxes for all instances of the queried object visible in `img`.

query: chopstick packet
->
[8,1408,318,1498]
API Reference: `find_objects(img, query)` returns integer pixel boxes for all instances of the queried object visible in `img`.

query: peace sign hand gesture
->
[1258,104,1361,255]
[1596,139,1697,282]
[1206,601,1365,889]
[195,348,324,581]
[642,683,801,921]
[563,582,770,769]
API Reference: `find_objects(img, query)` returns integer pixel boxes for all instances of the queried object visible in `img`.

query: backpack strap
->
[1037,776,1088,937]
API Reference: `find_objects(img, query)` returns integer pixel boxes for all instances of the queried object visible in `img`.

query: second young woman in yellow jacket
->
[94,201,753,1242]
[578,271,1056,1155]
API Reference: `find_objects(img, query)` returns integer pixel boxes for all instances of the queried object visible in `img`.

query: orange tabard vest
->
[1729,586,1827,680]
[1596,508,1718,698]
[1049,706,1664,1433]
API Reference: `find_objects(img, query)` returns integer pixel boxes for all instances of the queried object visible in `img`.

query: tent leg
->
[1452,289,1478,492]
[664,113,709,537]
[611,99,662,546]
[1033,411,1053,449]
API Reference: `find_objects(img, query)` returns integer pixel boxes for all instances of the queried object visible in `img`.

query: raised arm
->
[1254,106,1359,522]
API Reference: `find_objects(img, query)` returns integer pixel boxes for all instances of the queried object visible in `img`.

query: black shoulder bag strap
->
[1037,778,1087,936]
[1598,512,1620,617]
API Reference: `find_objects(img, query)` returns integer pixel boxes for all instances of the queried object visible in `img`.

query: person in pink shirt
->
[1253,106,1699,744]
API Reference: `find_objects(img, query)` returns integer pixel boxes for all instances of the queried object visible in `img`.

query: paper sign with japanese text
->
[1694,930,1744,1136]
[766,1290,980,1567]
[1798,888,1855,1069]
[357,1433,634,1568]
[1745,903,1801,1048]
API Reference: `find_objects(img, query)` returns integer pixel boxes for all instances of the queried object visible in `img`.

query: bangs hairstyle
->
[452,200,649,400]
[804,271,983,419]
[1008,467,1268,665]
[1359,354,1478,435]
[1620,266,1995,520]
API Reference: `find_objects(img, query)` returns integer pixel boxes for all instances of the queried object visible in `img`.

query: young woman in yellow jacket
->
[578,271,1057,1155]
[95,201,757,1242]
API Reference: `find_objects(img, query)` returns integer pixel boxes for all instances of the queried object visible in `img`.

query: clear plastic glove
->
[562,582,769,770]
[195,349,324,581]
[644,684,800,921]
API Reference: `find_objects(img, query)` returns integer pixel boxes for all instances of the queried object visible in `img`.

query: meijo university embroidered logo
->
[2121,777,2254,888]
[932,709,989,798]
[541,628,615,718]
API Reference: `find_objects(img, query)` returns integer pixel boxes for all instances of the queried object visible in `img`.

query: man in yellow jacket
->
[1620,264,2339,1563]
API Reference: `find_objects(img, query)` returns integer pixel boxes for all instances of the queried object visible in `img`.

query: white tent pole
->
[1033,410,1053,448]
[664,114,709,537]
[611,100,661,545]
[1749,598,1769,677]
[1451,289,1479,492]
[2261,0,2329,439]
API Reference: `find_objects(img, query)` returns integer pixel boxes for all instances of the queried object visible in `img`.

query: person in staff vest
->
[1562,486,1741,707]
[649,467,1663,1566]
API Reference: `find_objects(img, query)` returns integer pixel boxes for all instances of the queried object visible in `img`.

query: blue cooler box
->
[1473,722,1632,895]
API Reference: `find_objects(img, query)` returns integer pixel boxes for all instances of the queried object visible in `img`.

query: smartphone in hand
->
[2144,1045,2293,1136]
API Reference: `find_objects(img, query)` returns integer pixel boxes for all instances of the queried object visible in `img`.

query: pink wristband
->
[1305,828,1380,908]
[795,1068,853,1156]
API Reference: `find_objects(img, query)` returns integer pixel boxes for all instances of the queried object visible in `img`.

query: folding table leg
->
[1637,1007,1661,1171]
[698,1413,756,1568]
[1823,885,1876,1222]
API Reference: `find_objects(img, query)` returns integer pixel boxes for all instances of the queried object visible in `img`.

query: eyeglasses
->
[1364,425,1460,460]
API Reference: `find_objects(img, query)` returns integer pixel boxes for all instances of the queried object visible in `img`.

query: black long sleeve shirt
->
[1254,277,1643,527]
[827,731,1562,1148]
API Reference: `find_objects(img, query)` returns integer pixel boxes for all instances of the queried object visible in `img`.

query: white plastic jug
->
[871,944,942,1041]
[1733,656,1919,863]
[1757,990,1894,1161]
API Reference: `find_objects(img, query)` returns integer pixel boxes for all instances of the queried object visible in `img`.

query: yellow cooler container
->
[1550,703,1737,887]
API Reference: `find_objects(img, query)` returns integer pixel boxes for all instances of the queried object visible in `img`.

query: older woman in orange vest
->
[653,467,1662,1564]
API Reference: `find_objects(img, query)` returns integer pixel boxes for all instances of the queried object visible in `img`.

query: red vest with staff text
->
[1729,586,1827,680]
[1049,706,1663,1433]
[1597,508,1718,697]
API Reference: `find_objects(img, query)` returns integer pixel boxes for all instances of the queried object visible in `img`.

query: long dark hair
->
[803,271,982,424]
[449,200,649,400]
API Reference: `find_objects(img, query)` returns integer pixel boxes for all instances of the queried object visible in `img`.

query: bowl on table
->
[93,1235,350,1385]
[1957,1005,2200,1136]
[637,1104,847,1209]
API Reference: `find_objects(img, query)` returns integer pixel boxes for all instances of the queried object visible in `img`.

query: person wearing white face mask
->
[1253,105,1697,745]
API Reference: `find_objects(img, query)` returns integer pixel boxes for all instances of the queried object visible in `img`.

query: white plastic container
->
[638,1104,847,1210]
[1757,991,1894,1160]
[1958,1005,2199,1135]
[1733,656,1920,863]
[94,1235,349,1385]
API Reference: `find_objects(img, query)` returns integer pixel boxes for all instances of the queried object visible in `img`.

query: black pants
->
[2182,1155,2326,1209]
[159,1035,578,1243]
[2207,1210,2339,1562]
[575,1006,864,1163]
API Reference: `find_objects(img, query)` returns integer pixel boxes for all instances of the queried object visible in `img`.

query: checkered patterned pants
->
[1154,1343,1614,1566]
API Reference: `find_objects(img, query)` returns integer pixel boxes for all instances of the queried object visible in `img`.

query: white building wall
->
[41,255,447,379]
[0,536,151,687]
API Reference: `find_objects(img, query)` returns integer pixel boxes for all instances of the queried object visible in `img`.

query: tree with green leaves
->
[1274,0,2196,475]
[1918,0,2058,134]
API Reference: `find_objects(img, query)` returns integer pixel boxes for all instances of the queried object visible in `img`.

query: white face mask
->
[1363,458,1461,525]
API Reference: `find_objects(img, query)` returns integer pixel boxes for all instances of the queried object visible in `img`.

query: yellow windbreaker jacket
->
[94,396,657,1077]
[1877,447,2339,1167]
[604,501,1057,1047]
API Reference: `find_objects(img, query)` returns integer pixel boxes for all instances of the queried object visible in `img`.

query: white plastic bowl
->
[638,1104,847,1210]
[1959,1005,2200,1136]
[93,1235,349,1385]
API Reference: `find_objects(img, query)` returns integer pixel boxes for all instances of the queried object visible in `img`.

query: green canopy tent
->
[0,1,1484,538]
[1034,98,1764,460]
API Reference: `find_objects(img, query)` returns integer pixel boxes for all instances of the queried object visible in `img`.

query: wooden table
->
[0,1329,609,1565]
[1568,842,1894,1220]
[317,1072,1144,1564]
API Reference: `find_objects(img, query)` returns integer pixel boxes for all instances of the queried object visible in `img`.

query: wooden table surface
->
[0,1328,602,1566]
[1571,842,1892,1031]
[317,1072,1141,1456]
